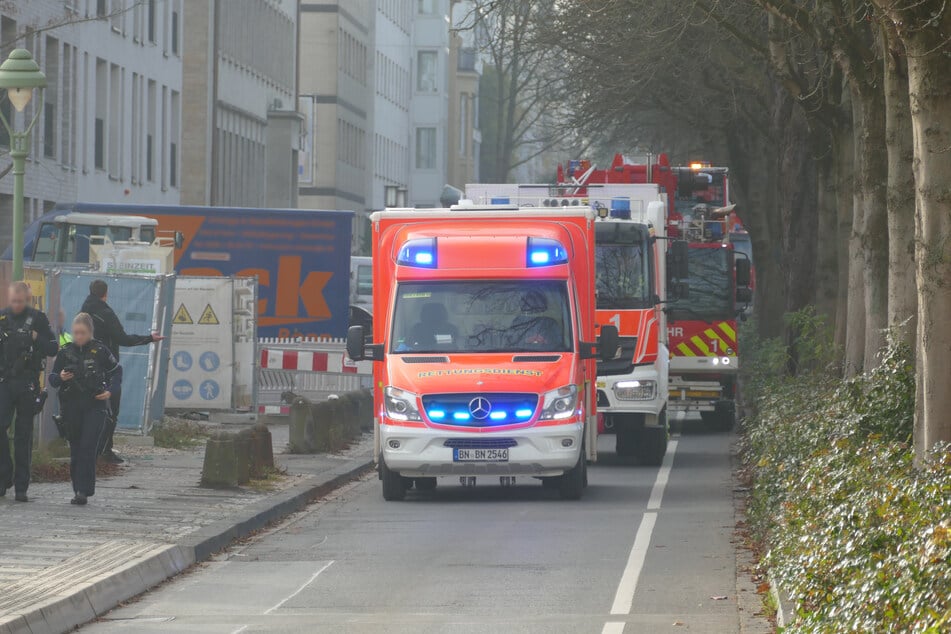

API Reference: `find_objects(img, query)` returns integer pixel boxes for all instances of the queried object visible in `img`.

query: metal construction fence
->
[255,338,373,415]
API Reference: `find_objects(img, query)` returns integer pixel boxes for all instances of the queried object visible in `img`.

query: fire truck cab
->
[347,204,616,500]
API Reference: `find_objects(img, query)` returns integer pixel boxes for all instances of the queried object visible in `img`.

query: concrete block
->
[0,613,31,634]
[288,398,315,453]
[250,424,274,475]
[36,590,97,634]
[234,429,252,485]
[311,401,334,452]
[200,432,238,488]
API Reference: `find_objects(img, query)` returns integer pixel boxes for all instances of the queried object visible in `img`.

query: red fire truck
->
[666,163,752,429]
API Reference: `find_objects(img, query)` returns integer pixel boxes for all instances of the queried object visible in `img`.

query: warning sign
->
[198,303,220,325]
[173,303,194,324]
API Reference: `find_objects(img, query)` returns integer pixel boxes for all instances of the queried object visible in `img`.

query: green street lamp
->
[0,49,46,281]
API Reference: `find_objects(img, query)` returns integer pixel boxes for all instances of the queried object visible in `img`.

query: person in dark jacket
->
[0,281,58,502]
[49,312,121,505]
[81,279,163,463]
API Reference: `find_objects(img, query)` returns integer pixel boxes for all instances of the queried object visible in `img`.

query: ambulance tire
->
[559,453,586,500]
[615,427,637,458]
[381,461,406,501]
[415,477,437,491]
[636,426,668,466]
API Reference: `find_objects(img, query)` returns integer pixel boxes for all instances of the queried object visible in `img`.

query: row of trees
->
[473,0,951,458]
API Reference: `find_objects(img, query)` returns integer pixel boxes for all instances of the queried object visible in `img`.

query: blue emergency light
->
[491,197,510,204]
[610,197,632,219]
[397,238,438,268]
[526,237,568,267]
[515,408,534,419]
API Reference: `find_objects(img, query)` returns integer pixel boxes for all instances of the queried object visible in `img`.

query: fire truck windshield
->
[674,170,727,217]
[391,280,573,353]
[595,223,653,309]
[668,246,733,321]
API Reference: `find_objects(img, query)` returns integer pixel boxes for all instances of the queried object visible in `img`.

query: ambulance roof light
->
[397,238,438,268]
[527,237,568,267]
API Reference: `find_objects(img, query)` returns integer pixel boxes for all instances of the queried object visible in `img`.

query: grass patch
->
[29,444,122,482]
[152,418,211,449]
[245,465,288,493]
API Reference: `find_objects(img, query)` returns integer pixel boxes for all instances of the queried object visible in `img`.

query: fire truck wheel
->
[710,401,736,432]
[381,461,406,501]
[559,453,586,500]
[615,428,637,458]
[415,477,437,491]
[636,426,668,466]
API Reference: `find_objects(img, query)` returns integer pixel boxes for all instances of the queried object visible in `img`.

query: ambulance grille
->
[443,438,518,449]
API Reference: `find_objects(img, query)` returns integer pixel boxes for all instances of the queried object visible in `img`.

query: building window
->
[416,127,436,169]
[146,134,153,181]
[94,118,105,169]
[97,0,107,17]
[44,103,55,158]
[416,51,437,92]
[147,0,156,43]
[418,0,438,14]
[459,95,468,158]
[171,10,179,54]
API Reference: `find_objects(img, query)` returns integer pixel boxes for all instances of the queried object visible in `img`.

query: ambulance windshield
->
[391,281,573,353]
[595,223,653,309]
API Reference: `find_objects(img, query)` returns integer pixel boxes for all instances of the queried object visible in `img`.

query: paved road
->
[83,422,757,633]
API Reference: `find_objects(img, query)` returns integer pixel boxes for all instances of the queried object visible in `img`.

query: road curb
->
[1,458,374,634]
[768,571,795,628]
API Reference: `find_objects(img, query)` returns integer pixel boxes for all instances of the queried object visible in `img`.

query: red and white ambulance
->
[346,204,617,500]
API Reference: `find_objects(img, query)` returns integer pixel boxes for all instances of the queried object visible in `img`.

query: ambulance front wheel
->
[559,452,587,500]
[381,460,406,501]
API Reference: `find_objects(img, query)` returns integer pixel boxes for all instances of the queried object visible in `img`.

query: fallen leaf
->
[673,621,684,626]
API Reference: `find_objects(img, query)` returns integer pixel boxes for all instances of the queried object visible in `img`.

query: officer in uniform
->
[49,312,121,506]
[0,281,58,502]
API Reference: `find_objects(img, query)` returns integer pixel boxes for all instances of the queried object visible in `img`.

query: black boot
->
[14,492,28,502]
[70,493,87,505]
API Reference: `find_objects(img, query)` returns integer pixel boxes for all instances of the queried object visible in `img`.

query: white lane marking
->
[263,560,335,615]
[607,437,680,618]
[647,438,679,510]
[230,626,249,634]
[601,621,626,634]
[609,511,657,615]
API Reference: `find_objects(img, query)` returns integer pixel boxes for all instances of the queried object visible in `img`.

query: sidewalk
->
[0,422,373,634]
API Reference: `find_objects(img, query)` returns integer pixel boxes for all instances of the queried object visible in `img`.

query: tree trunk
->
[882,28,916,349]
[844,93,867,376]
[814,143,838,329]
[905,23,951,459]
[857,85,890,368]
[833,118,854,356]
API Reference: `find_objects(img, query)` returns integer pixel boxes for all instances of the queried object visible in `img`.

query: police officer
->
[0,281,58,502]
[81,279,163,463]
[49,312,121,506]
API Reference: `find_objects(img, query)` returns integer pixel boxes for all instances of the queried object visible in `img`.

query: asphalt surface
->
[83,421,749,633]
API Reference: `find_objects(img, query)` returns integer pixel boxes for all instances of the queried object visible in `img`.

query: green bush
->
[743,314,950,632]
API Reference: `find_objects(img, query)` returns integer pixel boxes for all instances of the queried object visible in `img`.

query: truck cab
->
[347,205,616,501]
[31,213,158,264]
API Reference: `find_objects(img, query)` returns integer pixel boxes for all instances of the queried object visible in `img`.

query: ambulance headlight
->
[384,386,421,421]
[539,385,578,420]
[613,380,656,401]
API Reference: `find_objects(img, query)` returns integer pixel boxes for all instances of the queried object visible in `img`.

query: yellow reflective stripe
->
[704,328,731,355]
[718,322,736,344]
[677,342,696,356]
[690,336,712,356]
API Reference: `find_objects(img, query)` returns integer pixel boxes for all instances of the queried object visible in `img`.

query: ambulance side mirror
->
[597,325,620,362]
[347,326,382,362]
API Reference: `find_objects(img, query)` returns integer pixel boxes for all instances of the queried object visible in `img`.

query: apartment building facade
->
[181,0,301,209]
[0,0,182,251]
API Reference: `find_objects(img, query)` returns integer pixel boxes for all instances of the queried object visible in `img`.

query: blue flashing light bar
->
[429,410,446,420]
[397,238,438,268]
[453,412,471,421]
[526,237,568,267]
[515,408,534,419]
[610,197,632,220]
[489,411,507,421]
[491,197,511,204]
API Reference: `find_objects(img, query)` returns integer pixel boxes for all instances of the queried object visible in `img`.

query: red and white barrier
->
[260,348,359,374]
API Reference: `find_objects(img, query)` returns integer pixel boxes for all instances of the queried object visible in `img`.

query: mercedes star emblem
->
[468,397,492,420]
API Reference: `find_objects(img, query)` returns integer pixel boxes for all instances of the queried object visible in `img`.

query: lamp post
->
[0,49,46,281]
